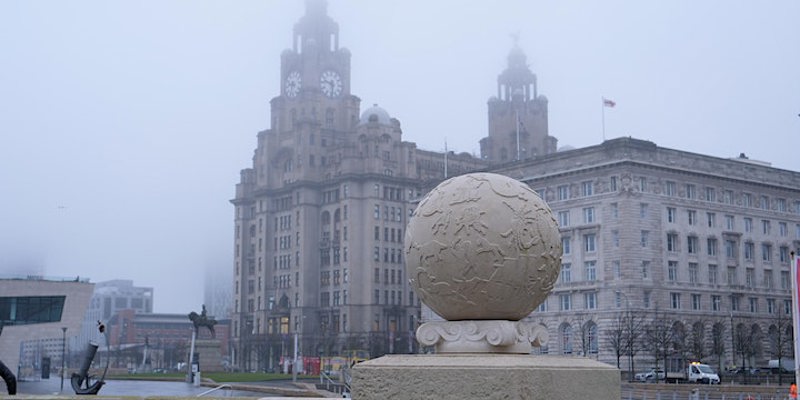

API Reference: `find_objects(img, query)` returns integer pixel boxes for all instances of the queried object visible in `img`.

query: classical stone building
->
[492,138,800,371]
[230,0,484,371]
[232,0,800,374]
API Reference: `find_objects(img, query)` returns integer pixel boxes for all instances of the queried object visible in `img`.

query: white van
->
[687,362,720,384]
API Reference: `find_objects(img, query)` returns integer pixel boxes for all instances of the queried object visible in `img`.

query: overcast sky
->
[1,1,798,314]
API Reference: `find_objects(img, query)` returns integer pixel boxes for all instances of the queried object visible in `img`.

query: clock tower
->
[480,41,556,163]
[265,0,361,187]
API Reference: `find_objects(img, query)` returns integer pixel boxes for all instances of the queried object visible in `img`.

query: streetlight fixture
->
[60,327,67,392]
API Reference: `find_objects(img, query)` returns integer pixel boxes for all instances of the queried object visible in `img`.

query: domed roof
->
[359,104,392,125]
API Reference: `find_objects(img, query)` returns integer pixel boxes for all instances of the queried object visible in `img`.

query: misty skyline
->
[1,0,798,314]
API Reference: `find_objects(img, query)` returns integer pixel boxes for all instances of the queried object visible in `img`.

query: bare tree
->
[643,309,675,382]
[623,310,647,380]
[710,321,726,374]
[768,308,793,385]
[689,320,708,362]
[606,313,625,370]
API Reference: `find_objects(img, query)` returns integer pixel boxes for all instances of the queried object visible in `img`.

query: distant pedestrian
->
[790,382,797,400]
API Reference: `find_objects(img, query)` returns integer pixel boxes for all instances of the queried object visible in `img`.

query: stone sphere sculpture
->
[405,173,562,321]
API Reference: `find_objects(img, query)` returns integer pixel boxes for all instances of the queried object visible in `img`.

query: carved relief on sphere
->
[405,173,562,321]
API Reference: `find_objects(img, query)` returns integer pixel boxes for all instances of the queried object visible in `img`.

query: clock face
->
[285,71,301,98]
[320,70,342,98]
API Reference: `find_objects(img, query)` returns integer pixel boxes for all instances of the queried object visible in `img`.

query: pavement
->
[0,377,340,399]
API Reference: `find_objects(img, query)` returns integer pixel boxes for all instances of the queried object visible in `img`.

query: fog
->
[1,0,798,313]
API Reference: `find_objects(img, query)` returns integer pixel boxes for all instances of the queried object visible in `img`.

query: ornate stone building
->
[230,0,484,371]
[493,138,800,371]
[233,0,800,374]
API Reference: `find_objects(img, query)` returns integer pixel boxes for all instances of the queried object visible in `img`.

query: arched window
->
[560,323,573,355]
[588,322,598,354]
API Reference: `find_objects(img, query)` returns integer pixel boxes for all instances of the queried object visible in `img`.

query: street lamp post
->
[60,327,67,392]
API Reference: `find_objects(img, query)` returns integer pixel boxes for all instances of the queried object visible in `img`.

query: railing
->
[197,384,232,397]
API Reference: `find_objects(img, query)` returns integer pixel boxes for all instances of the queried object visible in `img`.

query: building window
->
[692,294,701,310]
[557,185,569,200]
[708,264,718,284]
[744,242,754,261]
[743,193,752,207]
[582,181,594,196]
[782,271,791,290]
[560,295,571,311]
[764,269,774,289]
[583,234,596,252]
[561,263,571,283]
[611,203,618,218]
[667,207,677,223]
[744,218,753,232]
[585,292,597,310]
[689,263,698,283]
[667,233,679,252]
[558,211,570,227]
[685,184,696,199]
[562,237,571,255]
[767,298,776,314]
[665,181,676,196]
[612,230,619,248]
[610,176,617,191]
[780,246,790,263]
[725,215,735,230]
[760,195,769,210]
[705,187,716,202]
[724,190,734,204]
[687,236,699,254]
[582,207,595,224]
[762,220,771,235]
[584,261,596,281]
[746,268,755,287]
[668,261,678,281]
[640,203,648,218]
[725,240,737,259]
[687,210,697,226]
[707,238,718,256]
[762,243,772,262]
[612,260,621,279]
[560,324,573,354]
[707,212,716,228]
[642,261,650,279]
[712,295,721,311]
[780,222,788,237]
[641,231,649,247]
[749,297,758,313]
[671,293,681,309]
[727,267,738,285]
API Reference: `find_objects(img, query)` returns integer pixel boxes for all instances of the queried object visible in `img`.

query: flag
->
[792,252,800,384]
[603,97,616,108]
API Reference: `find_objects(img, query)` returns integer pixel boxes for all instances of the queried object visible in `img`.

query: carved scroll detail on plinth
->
[416,320,548,354]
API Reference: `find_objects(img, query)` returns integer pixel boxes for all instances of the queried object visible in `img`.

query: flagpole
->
[792,250,800,386]
[601,97,606,142]
[444,138,448,178]
[515,109,521,161]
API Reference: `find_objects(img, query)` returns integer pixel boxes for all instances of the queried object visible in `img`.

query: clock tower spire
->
[480,40,556,163]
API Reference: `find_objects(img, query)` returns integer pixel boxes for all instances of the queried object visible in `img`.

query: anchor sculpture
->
[0,323,17,395]
[70,321,110,395]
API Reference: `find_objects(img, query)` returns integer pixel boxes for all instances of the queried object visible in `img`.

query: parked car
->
[635,369,665,382]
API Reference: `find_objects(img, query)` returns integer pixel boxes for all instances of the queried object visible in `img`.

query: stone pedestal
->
[195,339,223,372]
[352,354,620,400]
